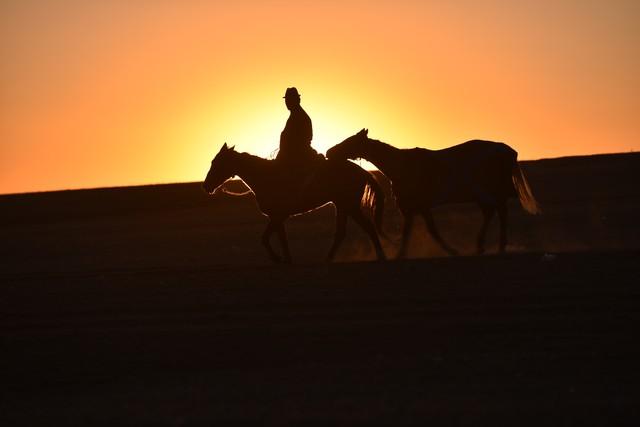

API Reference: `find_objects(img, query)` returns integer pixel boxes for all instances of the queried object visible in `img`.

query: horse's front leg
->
[261,219,282,263]
[421,209,458,256]
[274,220,292,263]
[348,206,386,261]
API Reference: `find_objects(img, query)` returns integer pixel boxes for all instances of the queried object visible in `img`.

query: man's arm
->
[302,109,313,144]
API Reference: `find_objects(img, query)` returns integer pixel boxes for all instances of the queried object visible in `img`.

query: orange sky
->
[1,0,639,194]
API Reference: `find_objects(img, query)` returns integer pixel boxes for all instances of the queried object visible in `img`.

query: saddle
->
[274,149,326,196]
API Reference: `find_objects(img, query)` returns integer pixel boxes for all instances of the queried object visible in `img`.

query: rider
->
[276,87,323,176]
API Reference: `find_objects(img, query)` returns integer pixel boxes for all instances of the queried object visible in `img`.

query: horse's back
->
[433,139,514,161]
[397,140,517,206]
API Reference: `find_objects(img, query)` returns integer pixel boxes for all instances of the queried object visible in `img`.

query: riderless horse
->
[327,129,540,256]
[203,143,386,263]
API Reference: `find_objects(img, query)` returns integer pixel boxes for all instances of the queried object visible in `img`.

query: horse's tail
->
[510,152,541,215]
[361,171,387,238]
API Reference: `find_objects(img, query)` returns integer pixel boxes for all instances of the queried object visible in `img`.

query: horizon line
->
[1,150,636,197]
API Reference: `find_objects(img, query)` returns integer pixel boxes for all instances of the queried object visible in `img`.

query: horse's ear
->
[364,129,369,135]
[222,142,228,151]
[229,145,236,151]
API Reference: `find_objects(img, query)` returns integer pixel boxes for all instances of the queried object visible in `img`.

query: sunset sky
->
[1,0,638,194]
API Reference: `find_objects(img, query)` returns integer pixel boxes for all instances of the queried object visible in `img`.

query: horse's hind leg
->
[326,207,347,262]
[497,202,508,253]
[275,221,292,263]
[348,207,386,261]
[421,210,458,256]
[477,205,496,254]
[262,219,282,263]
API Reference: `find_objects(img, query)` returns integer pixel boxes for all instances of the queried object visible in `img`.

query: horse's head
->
[327,128,369,160]
[203,143,237,194]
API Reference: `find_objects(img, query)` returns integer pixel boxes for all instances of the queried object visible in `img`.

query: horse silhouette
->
[326,129,540,257]
[203,143,386,263]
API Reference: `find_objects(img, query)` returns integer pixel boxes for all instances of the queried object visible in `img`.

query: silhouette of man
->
[276,87,323,173]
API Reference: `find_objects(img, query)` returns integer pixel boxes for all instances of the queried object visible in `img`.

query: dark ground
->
[2,153,640,425]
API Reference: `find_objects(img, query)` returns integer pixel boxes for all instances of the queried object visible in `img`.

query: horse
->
[326,129,540,257]
[203,143,386,263]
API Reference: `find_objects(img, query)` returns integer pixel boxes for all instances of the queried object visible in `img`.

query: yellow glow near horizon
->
[1,1,639,194]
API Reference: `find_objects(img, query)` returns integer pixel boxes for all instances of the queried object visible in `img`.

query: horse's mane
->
[366,137,388,146]
[366,137,437,165]
[366,137,402,152]
[234,150,274,165]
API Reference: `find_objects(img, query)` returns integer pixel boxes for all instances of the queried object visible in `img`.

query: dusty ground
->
[2,153,640,425]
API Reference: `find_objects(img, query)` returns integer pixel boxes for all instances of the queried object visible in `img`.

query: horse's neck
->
[363,139,404,179]
[233,153,271,193]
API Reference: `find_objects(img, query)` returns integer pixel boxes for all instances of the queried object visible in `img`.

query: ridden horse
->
[203,143,386,263]
[326,129,540,256]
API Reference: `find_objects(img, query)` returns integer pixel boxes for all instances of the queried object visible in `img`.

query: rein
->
[214,183,253,197]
